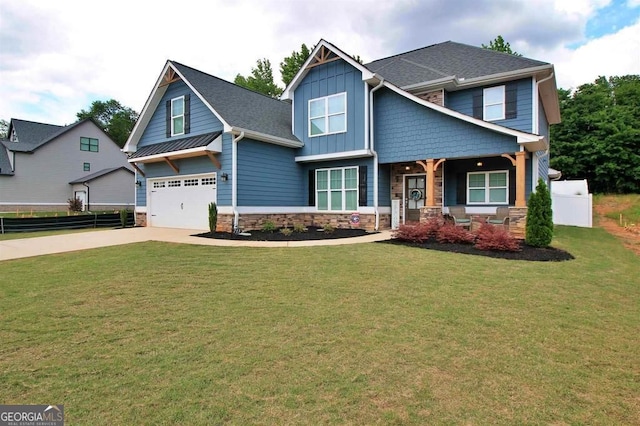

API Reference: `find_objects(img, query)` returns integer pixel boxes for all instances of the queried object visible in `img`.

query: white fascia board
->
[230,128,303,148]
[382,81,544,147]
[282,39,376,100]
[123,61,172,153]
[123,62,233,154]
[128,145,218,163]
[295,149,373,163]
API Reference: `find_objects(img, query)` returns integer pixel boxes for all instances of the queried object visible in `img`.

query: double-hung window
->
[309,92,346,137]
[467,171,508,204]
[483,86,505,121]
[171,96,185,136]
[316,166,358,211]
[80,137,99,152]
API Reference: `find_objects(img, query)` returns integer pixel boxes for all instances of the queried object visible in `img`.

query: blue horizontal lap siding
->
[445,78,533,133]
[374,88,519,163]
[294,60,365,157]
[137,80,224,148]
[237,139,303,206]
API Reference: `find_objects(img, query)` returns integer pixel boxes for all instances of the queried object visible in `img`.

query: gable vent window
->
[309,92,346,137]
[80,137,99,152]
[166,94,191,138]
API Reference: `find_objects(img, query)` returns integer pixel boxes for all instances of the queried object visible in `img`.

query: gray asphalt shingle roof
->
[0,139,14,175]
[7,119,98,153]
[365,41,550,87]
[171,61,297,142]
[68,166,133,184]
[129,131,222,159]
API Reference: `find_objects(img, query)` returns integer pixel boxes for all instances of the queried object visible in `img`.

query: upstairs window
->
[83,162,91,171]
[483,86,505,121]
[80,137,99,152]
[467,171,508,204]
[309,92,346,137]
[171,96,185,136]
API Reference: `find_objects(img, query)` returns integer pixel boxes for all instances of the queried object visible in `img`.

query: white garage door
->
[148,173,217,230]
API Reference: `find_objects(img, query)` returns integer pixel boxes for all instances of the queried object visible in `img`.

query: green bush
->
[280,228,293,236]
[293,223,308,233]
[208,202,218,234]
[525,179,554,247]
[119,209,129,228]
[261,220,277,232]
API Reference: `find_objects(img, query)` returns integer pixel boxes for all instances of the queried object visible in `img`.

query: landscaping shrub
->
[119,209,129,228]
[322,223,335,233]
[436,222,476,244]
[280,228,293,236]
[393,217,442,243]
[293,223,308,233]
[68,197,83,212]
[261,220,277,232]
[474,222,521,252]
[208,202,218,233]
[526,179,554,247]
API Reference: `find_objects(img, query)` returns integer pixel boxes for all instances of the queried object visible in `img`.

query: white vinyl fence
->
[551,180,593,228]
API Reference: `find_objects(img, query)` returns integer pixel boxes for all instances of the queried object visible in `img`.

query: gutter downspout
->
[369,78,385,231]
[232,131,245,231]
[534,72,556,187]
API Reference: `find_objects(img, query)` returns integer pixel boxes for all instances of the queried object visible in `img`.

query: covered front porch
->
[388,151,530,238]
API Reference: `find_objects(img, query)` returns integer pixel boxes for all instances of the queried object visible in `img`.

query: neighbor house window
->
[467,171,508,204]
[483,86,505,121]
[171,96,185,136]
[309,92,346,137]
[83,162,90,171]
[316,166,357,211]
[80,137,99,152]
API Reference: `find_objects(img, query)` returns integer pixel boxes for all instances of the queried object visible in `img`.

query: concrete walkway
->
[0,227,394,261]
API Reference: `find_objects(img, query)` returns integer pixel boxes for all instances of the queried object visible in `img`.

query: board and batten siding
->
[445,78,533,133]
[0,121,131,206]
[293,59,366,157]
[374,88,519,163]
[237,138,303,206]
[137,80,224,148]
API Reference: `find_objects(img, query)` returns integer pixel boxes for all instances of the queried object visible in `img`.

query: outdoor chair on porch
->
[448,206,472,229]
[487,206,510,228]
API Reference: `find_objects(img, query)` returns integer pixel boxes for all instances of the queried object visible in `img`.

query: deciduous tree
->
[482,35,522,56]
[234,59,283,98]
[77,99,138,148]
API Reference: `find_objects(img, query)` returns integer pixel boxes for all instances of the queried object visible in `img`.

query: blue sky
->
[0,0,638,126]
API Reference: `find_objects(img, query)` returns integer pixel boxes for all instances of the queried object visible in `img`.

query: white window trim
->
[467,170,509,205]
[308,92,347,138]
[316,166,358,212]
[171,96,185,136]
[483,85,505,121]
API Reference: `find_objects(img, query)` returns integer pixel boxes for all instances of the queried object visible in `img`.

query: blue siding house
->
[123,39,560,236]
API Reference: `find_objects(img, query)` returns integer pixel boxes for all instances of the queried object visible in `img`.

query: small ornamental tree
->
[525,178,554,247]
[208,202,218,234]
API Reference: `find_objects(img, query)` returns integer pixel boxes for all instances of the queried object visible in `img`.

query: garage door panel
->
[148,174,217,230]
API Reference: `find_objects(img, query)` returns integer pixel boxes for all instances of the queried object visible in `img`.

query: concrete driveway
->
[0,227,393,261]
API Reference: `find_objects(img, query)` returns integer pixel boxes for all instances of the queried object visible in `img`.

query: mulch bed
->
[377,239,574,262]
[193,226,574,262]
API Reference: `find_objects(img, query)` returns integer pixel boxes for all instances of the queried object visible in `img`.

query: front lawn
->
[1,226,638,424]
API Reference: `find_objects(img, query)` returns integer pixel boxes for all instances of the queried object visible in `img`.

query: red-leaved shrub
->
[436,222,476,244]
[474,222,521,252]
[393,217,444,242]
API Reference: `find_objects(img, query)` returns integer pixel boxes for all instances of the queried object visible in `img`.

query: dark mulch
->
[377,239,574,262]
[193,226,370,241]
[193,226,573,262]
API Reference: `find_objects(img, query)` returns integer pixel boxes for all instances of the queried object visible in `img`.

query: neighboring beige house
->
[0,118,134,212]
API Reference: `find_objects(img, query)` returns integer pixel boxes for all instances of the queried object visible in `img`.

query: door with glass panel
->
[405,175,426,222]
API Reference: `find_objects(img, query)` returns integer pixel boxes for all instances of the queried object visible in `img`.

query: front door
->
[405,175,426,222]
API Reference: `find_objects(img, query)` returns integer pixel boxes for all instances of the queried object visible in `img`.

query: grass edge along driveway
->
[1,226,638,424]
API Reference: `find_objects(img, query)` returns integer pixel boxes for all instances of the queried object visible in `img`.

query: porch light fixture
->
[405,166,411,171]
[476,161,483,167]
[220,173,228,182]
[135,180,142,187]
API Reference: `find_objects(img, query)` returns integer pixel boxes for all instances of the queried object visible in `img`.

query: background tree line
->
[2,37,637,193]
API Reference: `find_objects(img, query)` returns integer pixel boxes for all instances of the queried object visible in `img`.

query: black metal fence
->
[0,212,134,234]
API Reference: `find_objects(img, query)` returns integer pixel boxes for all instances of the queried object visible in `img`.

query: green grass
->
[1,226,638,424]
[0,228,111,241]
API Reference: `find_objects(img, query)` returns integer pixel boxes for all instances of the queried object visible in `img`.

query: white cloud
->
[0,0,638,125]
